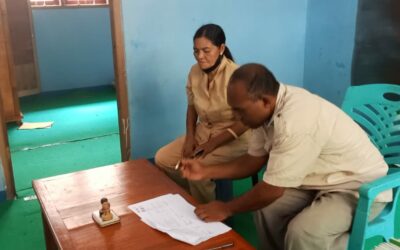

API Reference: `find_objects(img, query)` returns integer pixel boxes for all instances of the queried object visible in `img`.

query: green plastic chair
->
[341,84,400,250]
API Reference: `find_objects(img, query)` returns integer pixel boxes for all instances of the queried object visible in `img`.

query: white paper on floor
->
[18,122,54,130]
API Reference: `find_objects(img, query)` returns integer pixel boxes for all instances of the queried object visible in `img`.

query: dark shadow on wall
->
[352,0,400,85]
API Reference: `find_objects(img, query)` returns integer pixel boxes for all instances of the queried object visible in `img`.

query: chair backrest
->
[341,84,400,167]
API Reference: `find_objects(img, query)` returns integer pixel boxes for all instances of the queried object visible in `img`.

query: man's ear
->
[261,94,271,107]
[261,94,277,112]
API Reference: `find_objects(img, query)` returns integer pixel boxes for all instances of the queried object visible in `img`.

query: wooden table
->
[33,159,255,250]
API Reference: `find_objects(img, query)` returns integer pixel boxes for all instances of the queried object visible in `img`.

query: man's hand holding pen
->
[179,158,207,180]
[175,145,208,181]
[175,146,204,169]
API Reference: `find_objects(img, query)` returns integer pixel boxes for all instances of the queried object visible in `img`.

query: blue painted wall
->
[0,1,363,202]
[121,0,308,158]
[0,159,5,202]
[32,7,114,92]
[303,0,359,106]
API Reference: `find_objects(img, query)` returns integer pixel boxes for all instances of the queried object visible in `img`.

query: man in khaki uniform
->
[180,63,390,250]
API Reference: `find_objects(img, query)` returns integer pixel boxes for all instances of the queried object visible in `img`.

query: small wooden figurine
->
[92,197,120,227]
[99,197,113,221]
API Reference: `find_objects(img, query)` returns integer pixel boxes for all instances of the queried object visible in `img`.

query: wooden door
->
[0,92,16,200]
[0,0,22,123]
[110,0,131,161]
[5,0,40,96]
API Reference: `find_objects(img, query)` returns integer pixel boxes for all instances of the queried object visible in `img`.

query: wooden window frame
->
[30,0,109,8]
[30,0,60,7]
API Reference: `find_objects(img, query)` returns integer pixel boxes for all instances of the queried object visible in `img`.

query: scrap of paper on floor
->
[18,122,54,130]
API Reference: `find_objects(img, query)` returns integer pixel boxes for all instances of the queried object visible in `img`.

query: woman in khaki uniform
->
[155,24,251,203]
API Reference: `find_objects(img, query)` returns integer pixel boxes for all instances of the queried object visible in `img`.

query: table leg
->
[41,211,58,250]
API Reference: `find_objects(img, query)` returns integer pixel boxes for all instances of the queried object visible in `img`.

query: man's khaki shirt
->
[248,84,391,202]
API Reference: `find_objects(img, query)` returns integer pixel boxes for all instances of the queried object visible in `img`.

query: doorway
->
[0,0,130,200]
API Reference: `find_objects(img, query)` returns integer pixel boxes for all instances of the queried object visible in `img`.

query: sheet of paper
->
[128,194,231,245]
[374,242,400,250]
[18,122,54,130]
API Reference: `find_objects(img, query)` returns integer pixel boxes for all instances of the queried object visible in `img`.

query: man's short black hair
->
[229,63,280,99]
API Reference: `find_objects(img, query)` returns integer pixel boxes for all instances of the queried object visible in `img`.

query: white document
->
[374,242,400,250]
[128,194,231,245]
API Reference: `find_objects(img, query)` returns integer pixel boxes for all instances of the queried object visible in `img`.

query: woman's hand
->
[194,201,233,222]
[182,136,196,158]
[194,139,218,158]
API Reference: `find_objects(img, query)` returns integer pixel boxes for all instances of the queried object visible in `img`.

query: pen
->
[206,242,234,250]
[175,149,205,170]
[174,160,181,170]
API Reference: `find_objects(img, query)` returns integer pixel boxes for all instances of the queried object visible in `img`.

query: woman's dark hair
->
[193,24,234,61]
